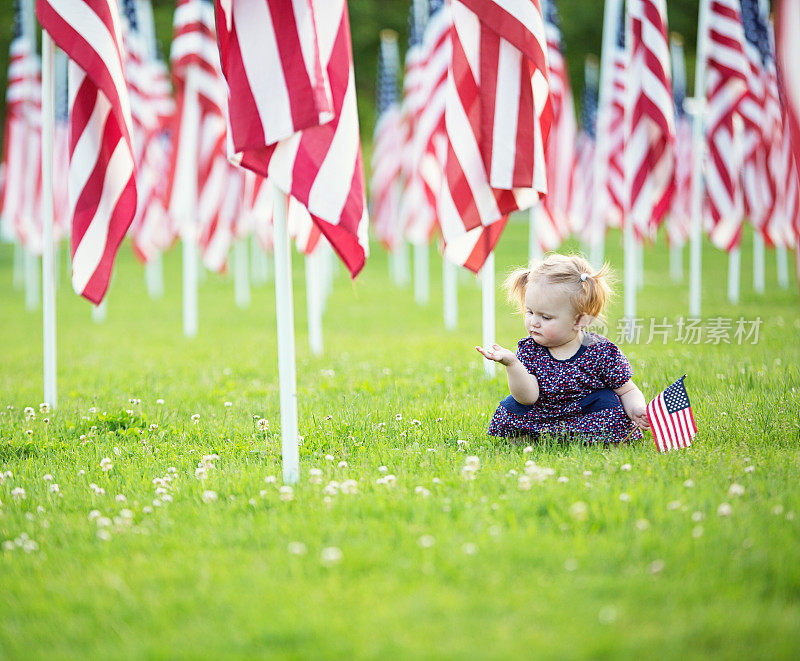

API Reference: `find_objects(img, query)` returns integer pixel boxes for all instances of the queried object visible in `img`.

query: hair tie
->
[580,272,588,282]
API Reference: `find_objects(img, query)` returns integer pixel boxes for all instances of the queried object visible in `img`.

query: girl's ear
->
[574,313,595,330]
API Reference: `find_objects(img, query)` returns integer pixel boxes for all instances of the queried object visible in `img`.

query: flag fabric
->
[739,0,781,246]
[0,2,42,254]
[623,0,675,239]
[702,0,749,251]
[370,32,404,250]
[440,0,552,272]
[646,375,697,452]
[36,0,138,304]
[214,0,369,278]
[668,36,692,247]
[405,0,451,246]
[569,58,598,242]
[536,0,576,251]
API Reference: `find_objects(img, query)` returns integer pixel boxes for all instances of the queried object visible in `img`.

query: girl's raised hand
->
[475,343,517,366]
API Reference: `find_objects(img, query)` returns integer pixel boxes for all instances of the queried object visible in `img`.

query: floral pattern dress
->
[487,332,643,444]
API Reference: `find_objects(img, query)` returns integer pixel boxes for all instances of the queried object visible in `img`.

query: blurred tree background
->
[0,0,704,146]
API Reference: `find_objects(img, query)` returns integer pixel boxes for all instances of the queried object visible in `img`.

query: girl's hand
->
[475,344,517,366]
[629,405,651,430]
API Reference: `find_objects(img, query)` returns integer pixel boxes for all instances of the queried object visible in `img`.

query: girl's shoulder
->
[581,332,626,357]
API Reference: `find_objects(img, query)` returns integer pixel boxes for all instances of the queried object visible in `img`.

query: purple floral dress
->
[487,332,643,444]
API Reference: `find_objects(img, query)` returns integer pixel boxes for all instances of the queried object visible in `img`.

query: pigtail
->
[503,266,531,313]
[579,260,614,321]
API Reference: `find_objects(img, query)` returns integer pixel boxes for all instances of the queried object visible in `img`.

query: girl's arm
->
[613,380,650,430]
[475,344,539,405]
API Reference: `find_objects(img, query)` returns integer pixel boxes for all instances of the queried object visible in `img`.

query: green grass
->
[1,218,799,659]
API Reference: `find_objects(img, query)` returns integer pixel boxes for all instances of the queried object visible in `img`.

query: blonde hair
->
[504,253,614,321]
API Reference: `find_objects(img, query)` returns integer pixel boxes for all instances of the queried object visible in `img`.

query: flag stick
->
[305,249,323,356]
[413,240,429,304]
[728,246,740,304]
[41,32,57,409]
[670,242,683,282]
[272,184,299,484]
[234,238,251,308]
[753,230,764,294]
[776,244,789,289]
[528,205,544,264]
[481,251,496,379]
[689,0,710,318]
[443,251,458,330]
[145,255,164,299]
[590,0,623,270]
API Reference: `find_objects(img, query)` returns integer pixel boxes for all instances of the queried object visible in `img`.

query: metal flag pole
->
[41,30,57,409]
[272,184,299,484]
[689,0,710,318]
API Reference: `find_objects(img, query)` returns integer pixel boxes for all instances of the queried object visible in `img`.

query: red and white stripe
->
[703,0,749,251]
[440,0,552,272]
[667,113,693,245]
[647,391,697,453]
[216,0,368,277]
[37,0,138,304]
[569,130,594,240]
[538,3,575,250]
[623,0,675,239]
[370,101,403,250]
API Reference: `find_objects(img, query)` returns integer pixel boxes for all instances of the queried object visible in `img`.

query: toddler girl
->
[476,254,650,443]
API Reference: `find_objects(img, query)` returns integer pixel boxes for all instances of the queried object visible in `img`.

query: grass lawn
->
[1,218,799,659]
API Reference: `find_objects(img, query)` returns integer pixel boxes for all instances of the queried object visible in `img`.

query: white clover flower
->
[523,446,533,454]
[418,534,435,548]
[308,468,323,485]
[100,457,113,472]
[395,413,402,421]
[621,463,632,472]
[155,487,168,497]
[691,511,705,522]
[456,439,467,448]
[411,419,421,426]
[194,466,208,480]
[717,502,733,517]
[583,470,593,477]
[337,460,348,469]
[24,429,33,437]
[414,486,431,498]
[43,474,53,482]
[49,483,60,494]
[558,476,569,483]
[115,494,127,503]
[341,479,358,495]
[323,481,339,496]
[264,475,277,484]
[683,479,695,488]
[432,477,441,485]
[162,494,173,503]
[156,398,165,405]
[288,541,307,555]
[518,475,532,491]
[279,486,294,502]
[2,540,15,552]
[96,516,112,528]
[744,465,755,473]
[119,509,134,520]
[465,455,480,470]
[12,487,26,500]
[692,526,704,538]
[383,474,397,487]
[224,401,232,408]
[113,447,121,457]
[667,500,681,511]
[324,414,333,421]
[257,418,269,431]
[461,465,477,480]
[619,492,631,502]
[142,506,153,514]
[462,542,478,555]
[97,529,111,541]
[24,406,35,420]
[569,501,589,521]
[635,519,650,531]
[649,559,665,574]
[167,467,177,474]
[191,414,200,424]
[728,483,745,497]
[378,465,388,474]
[320,546,343,564]
[772,505,784,516]
[202,490,218,503]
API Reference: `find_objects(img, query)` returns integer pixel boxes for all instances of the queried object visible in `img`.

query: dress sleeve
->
[516,337,537,375]
[596,341,633,389]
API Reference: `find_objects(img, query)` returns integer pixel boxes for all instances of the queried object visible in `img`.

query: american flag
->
[668,34,692,247]
[739,0,781,245]
[1,1,42,254]
[537,0,576,251]
[215,0,369,278]
[569,56,598,242]
[405,0,451,247]
[703,0,749,252]
[624,0,675,239]
[36,0,138,304]
[370,31,403,251]
[440,0,552,272]
[646,375,697,452]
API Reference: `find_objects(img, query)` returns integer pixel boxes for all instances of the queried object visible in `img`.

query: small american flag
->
[646,375,697,453]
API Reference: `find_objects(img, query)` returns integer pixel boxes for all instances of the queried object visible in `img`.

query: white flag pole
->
[41,32,57,409]
[272,184,299,484]
[623,220,637,320]
[753,229,765,294]
[481,251,496,379]
[689,0,710,318]
[590,0,622,270]
[413,240,429,304]
[305,249,323,356]
[728,246,741,304]
[393,238,411,286]
[528,204,544,264]
[234,238,251,308]
[145,255,164,299]
[442,251,458,330]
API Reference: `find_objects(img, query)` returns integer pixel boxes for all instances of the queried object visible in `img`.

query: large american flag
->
[36,0,138,304]
[703,0,749,251]
[739,0,781,246]
[646,375,697,452]
[215,0,369,277]
[440,0,552,272]
[536,0,575,252]
[668,34,692,247]
[1,1,42,254]
[370,31,403,251]
[623,0,675,239]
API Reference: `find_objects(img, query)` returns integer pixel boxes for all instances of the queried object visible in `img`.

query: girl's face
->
[523,282,582,347]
